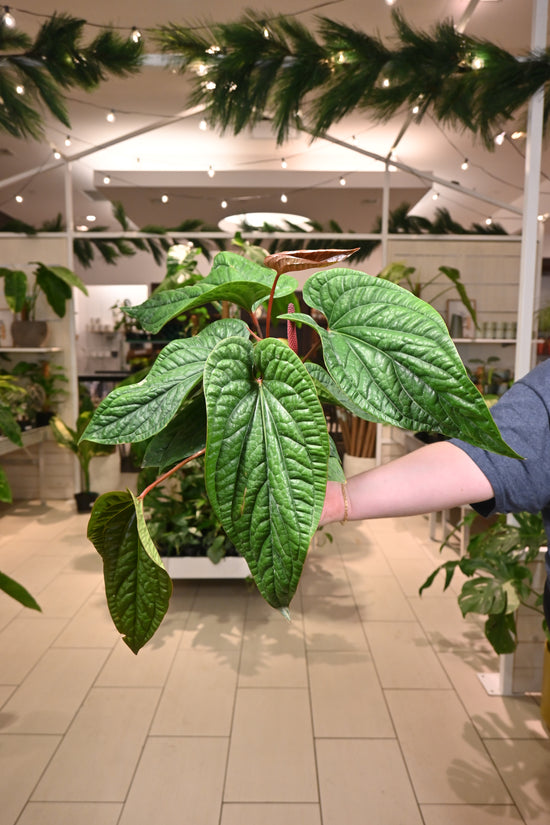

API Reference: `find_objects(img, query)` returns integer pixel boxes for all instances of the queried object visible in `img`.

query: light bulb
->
[485,217,492,226]
[511,131,525,140]
[281,158,287,168]
[432,191,439,201]
[472,56,485,70]
[161,194,169,203]
[280,193,288,203]
[494,131,506,146]
[221,200,228,209]
[339,176,346,186]
[461,158,469,170]
[106,110,116,123]
[205,80,216,91]
[131,27,141,43]
[86,214,96,222]
[199,119,208,131]
[2,6,15,28]
[53,149,61,160]
[196,63,208,77]
[412,104,420,115]
[15,84,24,95]
[385,0,397,5]
[103,176,111,185]
[207,165,215,178]
[263,26,270,39]
[382,78,390,88]
[64,135,72,147]
[15,194,23,203]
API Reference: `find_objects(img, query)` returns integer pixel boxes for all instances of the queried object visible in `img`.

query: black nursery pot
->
[74,491,98,513]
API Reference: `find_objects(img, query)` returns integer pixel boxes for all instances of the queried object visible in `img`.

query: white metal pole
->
[514,0,548,380]
[64,162,80,492]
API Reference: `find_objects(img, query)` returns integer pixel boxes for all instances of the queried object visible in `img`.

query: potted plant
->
[8,359,68,425]
[0,262,88,347]
[49,411,116,512]
[80,248,518,653]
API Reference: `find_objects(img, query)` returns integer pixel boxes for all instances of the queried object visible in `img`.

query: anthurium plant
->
[81,249,518,653]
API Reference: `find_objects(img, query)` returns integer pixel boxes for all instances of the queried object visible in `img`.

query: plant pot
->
[11,320,49,348]
[74,490,98,513]
[541,642,550,730]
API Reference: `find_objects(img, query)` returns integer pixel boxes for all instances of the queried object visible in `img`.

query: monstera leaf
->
[203,336,330,610]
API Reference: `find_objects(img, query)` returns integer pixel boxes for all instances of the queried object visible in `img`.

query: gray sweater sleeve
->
[450,359,550,517]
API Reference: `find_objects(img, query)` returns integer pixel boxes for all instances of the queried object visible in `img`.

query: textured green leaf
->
[87,491,172,654]
[305,362,371,418]
[142,395,207,471]
[299,268,519,457]
[1,268,27,313]
[82,319,249,444]
[0,466,12,503]
[327,436,346,483]
[458,577,507,617]
[126,252,297,334]
[203,336,329,608]
[0,569,40,610]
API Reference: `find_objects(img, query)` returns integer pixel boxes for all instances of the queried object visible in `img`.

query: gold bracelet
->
[340,483,349,525]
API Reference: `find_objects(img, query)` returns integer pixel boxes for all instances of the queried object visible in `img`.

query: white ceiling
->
[1,0,549,249]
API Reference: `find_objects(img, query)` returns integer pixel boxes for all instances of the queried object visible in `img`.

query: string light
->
[263,26,270,39]
[339,176,346,186]
[15,84,24,95]
[199,119,208,131]
[205,80,216,90]
[196,63,208,77]
[432,190,440,201]
[281,158,287,168]
[384,0,397,5]
[412,104,420,115]
[15,194,23,203]
[485,217,493,225]
[280,193,288,203]
[461,158,469,170]
[511,130,526,140]
[106,109,116,123]
[86,214,96,222]
[494,131,506,146]
[221,200,228,209]
[382,78,390,88]
[207,164,215,178]
[1,6,15,28]
[471,56,485,70]
[131,26,141,43]
[53,149,61,159]
[161,194,169,203]
[64,135,72,147]
[103,175,111,184]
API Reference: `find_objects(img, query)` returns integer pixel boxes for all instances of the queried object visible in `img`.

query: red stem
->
[265,271,282,339]
[138,448,206,502]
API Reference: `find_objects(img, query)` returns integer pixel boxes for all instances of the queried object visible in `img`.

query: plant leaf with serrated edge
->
[81,319,249,444]
[203,336,329,609]
[142,395,207,471]
[0,570,40,610]
[290,268,519,457]
[87,490,172,654]
[125,252,298,334]
[327,435,346,483]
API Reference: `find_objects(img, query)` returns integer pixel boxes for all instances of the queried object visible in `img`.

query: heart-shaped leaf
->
[203,336,329,609]
[82,319,249,444]
[125,252,298,334]
[87,491,172,654]
[296,268,519,457]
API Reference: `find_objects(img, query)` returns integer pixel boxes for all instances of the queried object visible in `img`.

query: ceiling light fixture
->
[86,214,96,222]
[64,135,72,147]
[106,109,116,123]
[281,158,287,168]
[339,176,346,186]
[131,26,142,43]
[221,200,228,209]
[161,194,169,203]
[461,158,469,170]
[280,193,288,203]
[207,165,215,178]
[2,6,15,28]
[15,194,23,203]
[485,217,493,225]
[103,176,111,185]
[53,149,61,160]
[199,119,208,131]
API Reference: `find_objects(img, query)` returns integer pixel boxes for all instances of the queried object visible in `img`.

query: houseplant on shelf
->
[49,411,116,512]
[81,248,518,653]
[0,262,88,347]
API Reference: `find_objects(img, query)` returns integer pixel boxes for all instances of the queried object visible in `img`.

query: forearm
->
[320,441,495,525]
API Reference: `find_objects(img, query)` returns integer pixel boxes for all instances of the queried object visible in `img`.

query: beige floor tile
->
[180,587,247,651]
[17,802,122,825]
[0,648,108,733]
[238,613,306,687]
[0,540,37,573]
[301,594,368,651]
[364,621,452,689]
[151,647,239,735]
[0,596,23,633]
[420,804,523,825]
[299,547,352,597]
[386,556,446,597]
[308,650,394,737]
[26,572,101,619]
[53,593,119,649]
[0,617,67,684]
[220,803,321,825]
[316,738,423,825]
[9,555,71,596]
[351,576,417,621]
[224,688,317,802]
[33,687,160,802]
[0,734,60,825]
[409,595,489,652]
[385,689,512,804]
[118,737,227,825]
[485,739,550,825]
[342,547,394,577]
[0,685,15,707]
[95,617,182,687]
[439,649,547,740]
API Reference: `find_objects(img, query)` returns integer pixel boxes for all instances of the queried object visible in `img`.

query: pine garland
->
[0,13,143,139]
[154,10,550,146]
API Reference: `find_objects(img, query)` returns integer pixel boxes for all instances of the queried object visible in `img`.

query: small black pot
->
[74,491,98,513]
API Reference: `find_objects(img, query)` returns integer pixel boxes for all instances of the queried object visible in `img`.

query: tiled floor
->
[0,497,549,825]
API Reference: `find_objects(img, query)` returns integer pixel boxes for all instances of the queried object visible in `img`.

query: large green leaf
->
[203,336,329,609]
[0,466,11,503]
[0,569,40,610]
[82,319,249,444]
[0,404,23,447]
[87,490,172,654]
[142,395,207,471]
[294,268,519,457]
[125,252,297,333]
[0,267,27,313]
